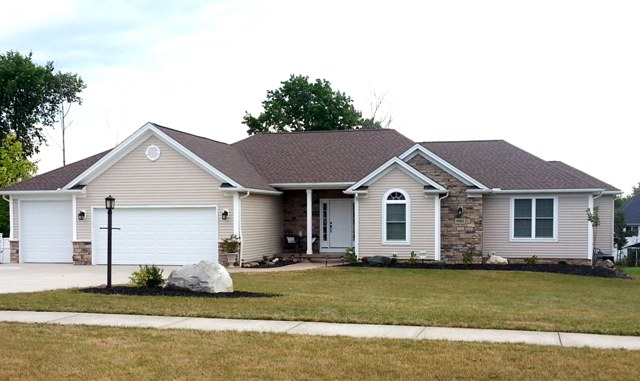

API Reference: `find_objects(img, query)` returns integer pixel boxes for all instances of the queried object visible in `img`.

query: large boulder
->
[165,261,233,293]
[486,255,509,265]
[594,259,615,270]
[368,255,392,266]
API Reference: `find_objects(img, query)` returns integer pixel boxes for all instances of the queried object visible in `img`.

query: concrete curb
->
[1,310,638,350]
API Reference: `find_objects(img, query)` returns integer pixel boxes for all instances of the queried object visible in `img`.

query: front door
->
[321,199,353,251]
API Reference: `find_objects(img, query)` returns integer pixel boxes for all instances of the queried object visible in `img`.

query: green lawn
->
[0,323,638,381]
[1,267,639,335]
[621,267,640,277]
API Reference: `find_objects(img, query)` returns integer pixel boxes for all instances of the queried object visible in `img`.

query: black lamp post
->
[105,195,115,288]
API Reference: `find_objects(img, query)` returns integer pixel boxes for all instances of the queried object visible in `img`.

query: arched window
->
[383,189,410,243]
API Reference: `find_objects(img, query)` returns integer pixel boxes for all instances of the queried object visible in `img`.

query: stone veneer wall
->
[408,155,483,263]
[282,189,350,238]
[72,241,92,265]
[10,240,19,263]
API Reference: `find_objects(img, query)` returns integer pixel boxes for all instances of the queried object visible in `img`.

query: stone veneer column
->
[9,240,19,263]
[408,155,484,263]
[72,241,92,265]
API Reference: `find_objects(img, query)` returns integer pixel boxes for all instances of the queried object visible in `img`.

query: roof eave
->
[469,188,610,195]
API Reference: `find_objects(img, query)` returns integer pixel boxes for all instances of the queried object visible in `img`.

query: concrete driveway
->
[0,264,182,293]
[0,262,327,293]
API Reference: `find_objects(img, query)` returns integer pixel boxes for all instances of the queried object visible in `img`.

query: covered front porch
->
[281,188,355,256]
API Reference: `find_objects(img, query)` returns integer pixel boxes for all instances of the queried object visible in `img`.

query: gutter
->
[468,188,607,195]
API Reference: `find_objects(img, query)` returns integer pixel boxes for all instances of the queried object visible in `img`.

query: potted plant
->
[221,234,240,267]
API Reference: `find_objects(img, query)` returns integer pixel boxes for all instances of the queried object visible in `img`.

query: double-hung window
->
[383,189,410,243]
[512,198,556,240]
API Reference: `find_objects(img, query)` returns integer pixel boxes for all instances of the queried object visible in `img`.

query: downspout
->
[435,192,449,261]
[588,191,604,261]
[2,195,12,240]
[238,191,251,266]
[354,193,359,259]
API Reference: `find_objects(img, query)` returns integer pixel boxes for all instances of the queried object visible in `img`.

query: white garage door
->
[21,200,73,263]
[92,207,218,265]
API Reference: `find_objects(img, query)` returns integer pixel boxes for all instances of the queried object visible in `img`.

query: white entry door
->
[321,199,353,251]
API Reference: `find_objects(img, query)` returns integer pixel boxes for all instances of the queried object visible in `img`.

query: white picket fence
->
[0,237,9,263]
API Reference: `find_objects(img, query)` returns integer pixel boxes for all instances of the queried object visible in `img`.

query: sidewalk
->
[1,310,639,351]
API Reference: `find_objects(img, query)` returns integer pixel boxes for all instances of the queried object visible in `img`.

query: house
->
[0,122,620,266]
[620,193,640,260]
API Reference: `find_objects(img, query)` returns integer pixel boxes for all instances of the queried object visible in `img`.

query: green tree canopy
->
[0,51,86,157]
[242,75,363,135]
[0,134,37,237]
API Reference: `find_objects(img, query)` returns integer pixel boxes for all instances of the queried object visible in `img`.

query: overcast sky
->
[2,0,638,194]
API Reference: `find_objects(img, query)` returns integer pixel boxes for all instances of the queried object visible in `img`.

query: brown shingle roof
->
[0,150,110,192]
[421,140,618,191]
[233,129,415,184]
[547,161,619,192]
[152,124,275,191]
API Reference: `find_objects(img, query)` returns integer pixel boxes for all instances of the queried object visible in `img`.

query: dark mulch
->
[80,286,281,298]
[346,263,634,279]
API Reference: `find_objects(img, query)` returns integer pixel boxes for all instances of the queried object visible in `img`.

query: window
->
[512,198,556,240]
[384,190,410,243]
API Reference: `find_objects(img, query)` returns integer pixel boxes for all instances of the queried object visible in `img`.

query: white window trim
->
[509,196,558,242]
[382,188,410,245]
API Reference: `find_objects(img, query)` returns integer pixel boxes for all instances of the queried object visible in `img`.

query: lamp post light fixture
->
[105,195,115,288]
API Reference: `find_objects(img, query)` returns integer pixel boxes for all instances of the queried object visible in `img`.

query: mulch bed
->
[80,287,280,298]
[346,263,634,279]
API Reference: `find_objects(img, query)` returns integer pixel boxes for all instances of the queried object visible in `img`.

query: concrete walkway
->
[1,310,639,351]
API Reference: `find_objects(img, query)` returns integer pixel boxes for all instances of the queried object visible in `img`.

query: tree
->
[242,75,362,135]
[614,209,633,254]
[0,134,38,237]
[360,92,392,129]
[0,51,85,158]
[586,206,600,257]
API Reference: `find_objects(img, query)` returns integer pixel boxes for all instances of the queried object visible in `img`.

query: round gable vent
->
[145,144,161,161]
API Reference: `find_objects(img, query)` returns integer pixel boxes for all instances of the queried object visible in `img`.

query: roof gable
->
[346,157,446,194]
[621,194,640,225]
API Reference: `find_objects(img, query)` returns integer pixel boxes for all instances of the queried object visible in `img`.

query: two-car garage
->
[18,200,218,265]
[92,206,218,265]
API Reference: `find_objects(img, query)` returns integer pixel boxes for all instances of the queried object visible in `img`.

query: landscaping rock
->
[368,256,392,266]
[165,261,233,293]
[486,255,509,265]
[594,259,615,270]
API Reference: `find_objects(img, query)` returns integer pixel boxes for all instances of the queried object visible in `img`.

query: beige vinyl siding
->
[239,194,283,263]
[484,193,590,259]
[594,195,614,253]
[358,167,436,259]
[76,136,233,241]
[11,196,18,239]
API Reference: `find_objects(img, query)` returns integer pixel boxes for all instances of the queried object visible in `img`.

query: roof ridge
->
[151,123,232,146]
[249,128,397,136]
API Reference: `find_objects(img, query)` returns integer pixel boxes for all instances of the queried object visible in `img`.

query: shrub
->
[221,234,240,253]
[345,247,357,263]
[558,260,568,265]
[462,251,474,265]
[408,251,417,264]
[390,254,398,264]
[360,256,370,263]
[129,265,164,288]
[524,255,538,265]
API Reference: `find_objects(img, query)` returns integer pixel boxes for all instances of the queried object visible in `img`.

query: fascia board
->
[474,188,607,195]
[347,157,446,193]
[270,182,354,190]
[220,187,282,196]
[400,144,488,190]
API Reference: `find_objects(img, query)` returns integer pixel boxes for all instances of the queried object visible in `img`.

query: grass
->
[0,323,639,381]
[1,267,639,335]
[621,267,640,277]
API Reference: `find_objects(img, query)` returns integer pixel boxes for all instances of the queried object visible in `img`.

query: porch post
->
[306,189,313,254]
